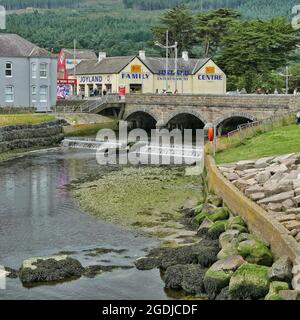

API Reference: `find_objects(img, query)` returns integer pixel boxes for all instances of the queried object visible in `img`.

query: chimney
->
[139,50,146,60]
[182,51,189,61]
[98,52,106,62]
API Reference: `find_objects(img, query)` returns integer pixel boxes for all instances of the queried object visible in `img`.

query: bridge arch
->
[163,109,207,130]
[214,112,257,135]
[123,108,159,130]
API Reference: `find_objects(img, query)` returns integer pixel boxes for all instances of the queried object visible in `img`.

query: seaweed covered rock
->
[268,256,293,282]
[207,220,228,240]
[164,264,206,294]
[134,257,162,270]
[136,240,219,271]
[237,240,273,266]
[209,208,230,222]
[215,286,232,300]
[193,207,230,226]
[265,281,289,300]
[204,255,245,299]
[229,264,270,300]
[226,216,248,233]
[197,217,214,237]
[19,255,84,284]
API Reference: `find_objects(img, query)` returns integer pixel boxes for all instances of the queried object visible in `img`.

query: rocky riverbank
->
[218,154,300,245]
[135,193,300,300]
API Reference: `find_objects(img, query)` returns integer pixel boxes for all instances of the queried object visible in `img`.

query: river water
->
[0,149,171,300]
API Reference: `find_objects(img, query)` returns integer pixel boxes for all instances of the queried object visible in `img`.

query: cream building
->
[75,51,226,96]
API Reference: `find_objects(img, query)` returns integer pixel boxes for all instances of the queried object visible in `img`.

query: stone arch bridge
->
[97,94,300,134]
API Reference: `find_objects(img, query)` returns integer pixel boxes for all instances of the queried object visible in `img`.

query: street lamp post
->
[155,31,178,93]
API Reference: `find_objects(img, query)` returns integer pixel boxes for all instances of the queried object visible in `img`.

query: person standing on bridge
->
[297,112,300,125]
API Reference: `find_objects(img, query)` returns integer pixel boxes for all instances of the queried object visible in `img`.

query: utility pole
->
[286,65,289,95]
[166,30,169,91]
[174,41,178,92]
[154,31,178,93]
[73,39,77,96]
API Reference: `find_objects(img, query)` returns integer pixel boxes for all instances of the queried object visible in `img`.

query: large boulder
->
[197,217,213,237]
[278,290,300,300]
[237,240,273,266]
[265,281,289,300]
[204,255,246,299]
[219,230,240,249]
[217,242,239,260]
[229,264,270,300]
[163,264,206,294]
[215,286,232,300]
[268,256,293,282]
[207,220,228,240]
[19,255,84,284]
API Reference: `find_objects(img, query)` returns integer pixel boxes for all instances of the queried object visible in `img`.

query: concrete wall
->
[205,154,300,263]
[0,120,65,152]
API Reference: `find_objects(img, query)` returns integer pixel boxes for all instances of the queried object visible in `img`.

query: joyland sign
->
[198,66,223,81]
[79,75,103,84]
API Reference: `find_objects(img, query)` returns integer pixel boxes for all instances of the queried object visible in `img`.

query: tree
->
[195,8,240,57]
[217,17,299,92]
[151,5,196,56]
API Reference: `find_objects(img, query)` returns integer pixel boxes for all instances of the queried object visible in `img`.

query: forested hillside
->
[123,0,299,19]
[0,0,82,10]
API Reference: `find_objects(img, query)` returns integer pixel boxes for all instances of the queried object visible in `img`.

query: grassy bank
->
[216,124,300,164]
[64,121,118,137]
[0,114,55,126]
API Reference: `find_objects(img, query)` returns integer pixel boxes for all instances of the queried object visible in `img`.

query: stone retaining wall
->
[0,120,66,153]
[205,155,300,263]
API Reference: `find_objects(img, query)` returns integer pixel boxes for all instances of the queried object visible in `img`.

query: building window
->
[40,86,48,102]
[5,62,12,77]
[40,63,47,78]
[5,86,14,102]
[32,63,37,78]
[32,86,37,102]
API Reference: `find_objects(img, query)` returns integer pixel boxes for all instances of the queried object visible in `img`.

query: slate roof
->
[62,48,97,60]
[76,56,135,75]
[0,33,56,58]
[76,55,211,75]
[142,57,210,75]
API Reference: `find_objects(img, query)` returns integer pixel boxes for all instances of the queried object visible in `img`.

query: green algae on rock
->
[71,166,202,243]
[229,264,270,300]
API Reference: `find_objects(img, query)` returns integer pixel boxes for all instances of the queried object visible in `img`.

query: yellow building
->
[75,51,226,96]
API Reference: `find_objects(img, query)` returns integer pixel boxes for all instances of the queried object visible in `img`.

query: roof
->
[142,57,210,75]
[76,55,211,75]
[62,48,97,60]
[0,33,56,58]
[76,56,135,75]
